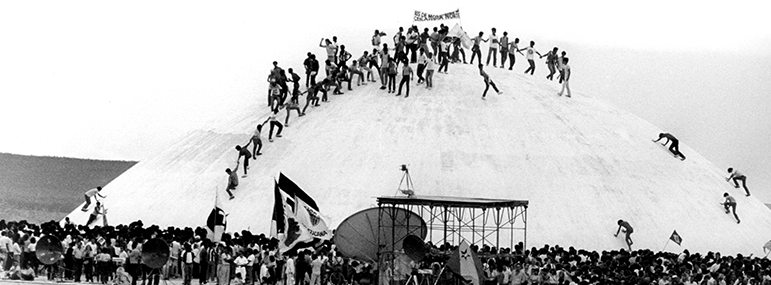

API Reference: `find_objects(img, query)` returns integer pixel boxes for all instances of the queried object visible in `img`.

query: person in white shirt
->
[726,168,751,196]
[81,187,106,211]
[517,41,542,75]
[234,252,248,284]
[319,38,337,64]
[284,256,295,285]
[424,53,435,89]
[486,28,499,67]
[557,57,572,98]
[371,30,386,49]
[416,49,427,84]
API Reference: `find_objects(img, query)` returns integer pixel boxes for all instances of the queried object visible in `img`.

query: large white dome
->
[66,63,771,255]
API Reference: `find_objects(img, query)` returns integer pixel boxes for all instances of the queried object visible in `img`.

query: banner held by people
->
[413,9,461,22]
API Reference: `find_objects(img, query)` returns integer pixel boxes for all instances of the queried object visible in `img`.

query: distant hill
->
[0,153,136,223]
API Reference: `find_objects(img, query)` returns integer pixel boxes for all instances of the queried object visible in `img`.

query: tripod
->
[398,165,415,197]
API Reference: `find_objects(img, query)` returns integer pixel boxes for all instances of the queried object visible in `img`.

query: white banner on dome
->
[413,9,461,22]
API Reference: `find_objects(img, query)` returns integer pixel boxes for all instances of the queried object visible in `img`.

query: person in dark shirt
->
[234,145,252,177]
[614,219,634,250]
[652,133,686,160]
[225,168,238,200]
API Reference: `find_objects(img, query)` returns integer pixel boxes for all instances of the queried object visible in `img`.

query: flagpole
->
[661,239,670,252]
[432,267,446,285]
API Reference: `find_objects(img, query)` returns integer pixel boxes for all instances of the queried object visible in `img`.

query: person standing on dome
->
[613,219,634,250]
[507,38,524,70]
[470,31,487,65]
[726,168,751,196]
[518,41,542,75]
[557,57,572,98]
[486,28,499,67]
[424,53,435,89]
[372,29,386,49]
[652,133,686,160]
[319,38,337,64]
[396,59,413,97]
[722,193,740,223]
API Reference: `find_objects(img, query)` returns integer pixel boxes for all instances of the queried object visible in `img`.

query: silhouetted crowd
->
[2,219,771,285]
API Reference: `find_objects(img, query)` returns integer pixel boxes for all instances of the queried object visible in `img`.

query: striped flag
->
[206,193,227,242]
[446,241,484,285]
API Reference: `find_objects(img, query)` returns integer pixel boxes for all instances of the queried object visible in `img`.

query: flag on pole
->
[270,181,284,238]
[277,189,313,253]
[763,240,771,253]
[448,24,473,49]
[669,230,682,246]
[206,193,227,242]
[446,241,484,285]
[274,173,332,239]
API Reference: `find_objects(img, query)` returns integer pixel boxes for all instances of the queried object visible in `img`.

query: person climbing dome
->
[248,124,263,158]
[265,110,284,142]
[287,68,302,104]
[613,219,634,251]
[81,187,106,212]
[541,47,559,80]
[652,133,686,160]
[225,168,238,200]
[300,80,325,115]
[722,193,740,223]
[726,168,751,196]
[234,145,252,177]
[479,64,502,99]
[283,102,302,127]
[86,202,106,226]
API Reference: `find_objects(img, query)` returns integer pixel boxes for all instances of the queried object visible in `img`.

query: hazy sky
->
[1,1,769,199]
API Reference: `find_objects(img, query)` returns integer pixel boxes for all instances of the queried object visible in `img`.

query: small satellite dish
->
[403,234,427,262]
[36,235,64,265]
[141,238,170,269]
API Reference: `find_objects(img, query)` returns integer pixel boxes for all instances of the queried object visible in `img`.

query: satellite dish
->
[141,238,170,269]
[333,207,426,261]
[403,234,428,262]
[36,235,64,265]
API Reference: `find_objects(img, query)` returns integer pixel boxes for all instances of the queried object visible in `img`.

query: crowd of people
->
[220,24,575,198]
[2,218,771,285]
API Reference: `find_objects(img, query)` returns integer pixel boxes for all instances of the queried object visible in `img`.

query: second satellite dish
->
[36,235,64,265]
[141,238,170,269]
